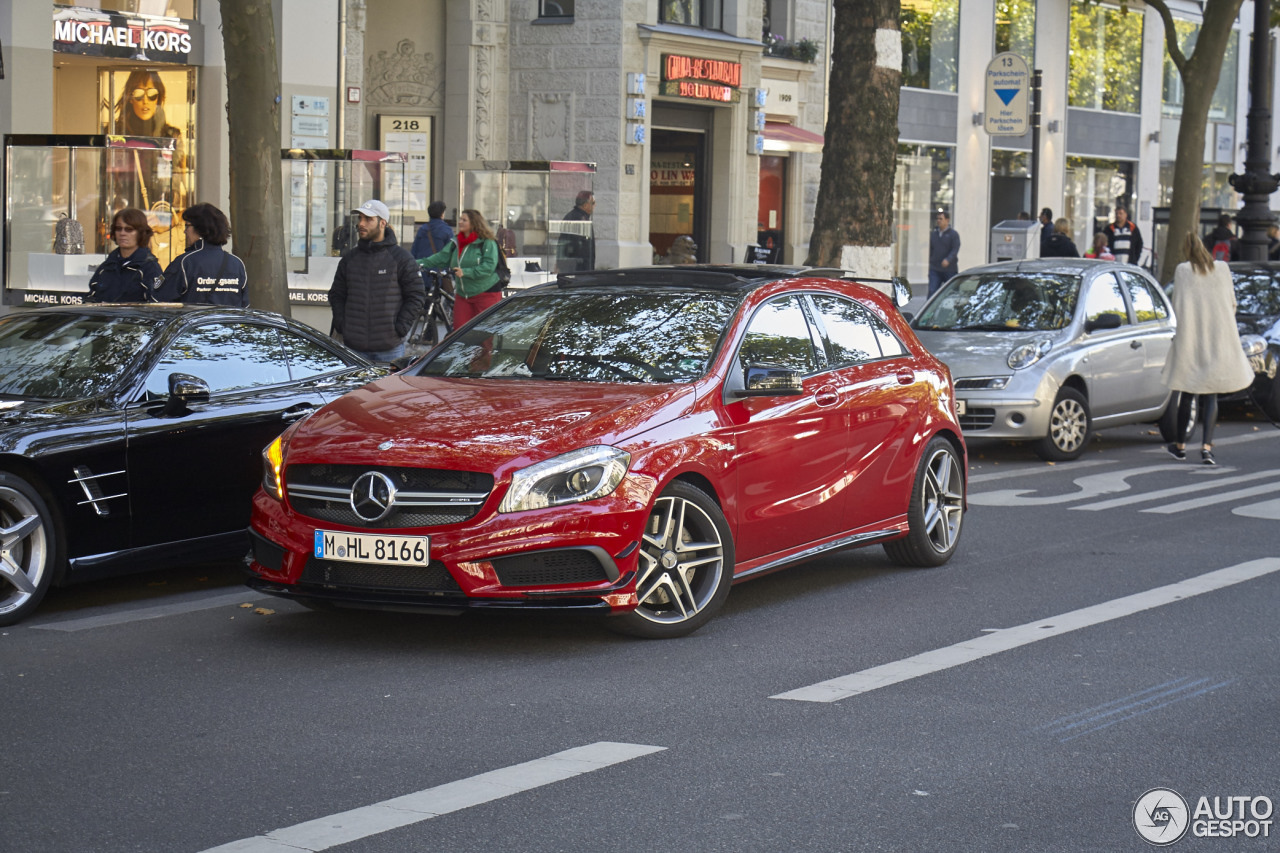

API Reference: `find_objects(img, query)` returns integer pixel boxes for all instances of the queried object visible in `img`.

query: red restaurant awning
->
[762,121,824,153]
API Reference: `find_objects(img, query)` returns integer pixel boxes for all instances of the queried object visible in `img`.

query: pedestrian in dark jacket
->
[87,207,162,303]
[1039,207,1054,255]
[928,210,960,295]
[1202,213,1241,262]
[329,199,426,362]
[411,200,454,264]
[156,203,248,306]
[556,191,596,273]
[1042,218,1081,257]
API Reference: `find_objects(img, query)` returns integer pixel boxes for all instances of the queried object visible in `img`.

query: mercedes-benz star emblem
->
[350,471,396,522]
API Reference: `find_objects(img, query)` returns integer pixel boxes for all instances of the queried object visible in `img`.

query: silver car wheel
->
[0,484,53,623]
[633,494,725,626]
[1048,396,1088,453]
[921,446,965,553]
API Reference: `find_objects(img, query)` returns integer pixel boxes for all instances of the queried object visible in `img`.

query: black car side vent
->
[69,466,127,517]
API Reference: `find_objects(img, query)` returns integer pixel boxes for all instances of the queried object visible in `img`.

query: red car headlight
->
[498,445,630,513]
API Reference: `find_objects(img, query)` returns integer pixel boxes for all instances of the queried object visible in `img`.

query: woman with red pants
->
[416,208,503,327]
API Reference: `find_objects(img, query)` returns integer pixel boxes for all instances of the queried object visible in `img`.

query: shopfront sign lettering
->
[661,54,742,103]
[53,11,193,62]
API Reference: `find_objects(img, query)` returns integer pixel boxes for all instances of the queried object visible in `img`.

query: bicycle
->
[405,269,455,358]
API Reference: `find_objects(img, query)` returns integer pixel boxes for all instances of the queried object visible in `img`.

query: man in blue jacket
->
[928,210,960,296]
[156,203,248,305]
[411,201,454,263]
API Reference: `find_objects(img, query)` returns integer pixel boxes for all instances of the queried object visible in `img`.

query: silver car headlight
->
[498,445,630,513]
[1241,333,1267,357]
[1007,338,1053,370]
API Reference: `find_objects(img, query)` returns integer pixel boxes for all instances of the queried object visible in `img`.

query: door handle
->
[815,389,840,407]
[897,369,915,385]
[1129,340,1142,349]
[282,405,317,422]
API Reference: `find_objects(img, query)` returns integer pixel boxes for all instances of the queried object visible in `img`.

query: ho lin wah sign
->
[661,54,742,103]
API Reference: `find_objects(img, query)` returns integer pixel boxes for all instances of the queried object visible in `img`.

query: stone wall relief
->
[530,93,574,161]
[366,39,443,107]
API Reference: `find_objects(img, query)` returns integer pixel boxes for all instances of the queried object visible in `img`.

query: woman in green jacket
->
[417,208,503,327]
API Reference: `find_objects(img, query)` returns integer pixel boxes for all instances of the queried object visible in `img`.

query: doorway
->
[649,129,707,263]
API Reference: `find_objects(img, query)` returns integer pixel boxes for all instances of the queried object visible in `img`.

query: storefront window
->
[54,0,196,18]
[98,67,196,268]
[894,144,955,282]
[1065,156,1134,252]
[1162,20,1238,122]
[1157,162,1237,209]
[990,149,1031,226]
[1069,3,1143,113]
[660,0,723,30]
[994,0,1035,60]
[901,0,959,92]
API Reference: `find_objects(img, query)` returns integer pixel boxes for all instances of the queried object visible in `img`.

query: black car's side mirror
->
[732,364,805,397]
[163,372,210,416]
[1085,312,1124,333]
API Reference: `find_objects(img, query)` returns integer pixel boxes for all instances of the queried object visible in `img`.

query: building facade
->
[0,0,1274,322]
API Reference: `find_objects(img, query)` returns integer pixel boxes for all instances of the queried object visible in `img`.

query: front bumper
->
[246,481,653,615]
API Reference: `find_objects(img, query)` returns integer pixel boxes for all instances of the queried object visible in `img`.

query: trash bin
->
[990,220,1041,263]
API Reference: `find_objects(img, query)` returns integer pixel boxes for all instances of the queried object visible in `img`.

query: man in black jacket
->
[329,199,426,362]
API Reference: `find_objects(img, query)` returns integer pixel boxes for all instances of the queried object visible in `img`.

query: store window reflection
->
[1065,156,1134,253]
[1162,21,1237,123]
[901,0,959,92]
[894,144,955,283]
[53,0,196,18]
[1069,3,1143,113]
[994,0,1035,59]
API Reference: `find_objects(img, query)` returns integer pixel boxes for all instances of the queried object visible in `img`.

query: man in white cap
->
[329,199,425,362]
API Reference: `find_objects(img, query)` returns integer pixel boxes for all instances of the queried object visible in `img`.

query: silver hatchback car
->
[911,259,1177,461]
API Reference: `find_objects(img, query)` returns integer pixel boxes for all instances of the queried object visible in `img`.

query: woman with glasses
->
[86,208,163,303]
[115,69,181,139]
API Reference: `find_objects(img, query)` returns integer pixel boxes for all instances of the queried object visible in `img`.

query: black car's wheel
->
[884,436,965,568]
[1158,392,1197,443]
[0,472,60,627]
[1256,368,1280,422]
[609,481,733,639]
[1035,387,1091,461]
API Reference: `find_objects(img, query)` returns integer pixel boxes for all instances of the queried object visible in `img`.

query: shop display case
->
[283,148,409,317]
[4,134,189,306]
[458,160,595,287]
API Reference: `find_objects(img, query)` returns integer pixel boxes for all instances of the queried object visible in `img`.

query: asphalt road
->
[4,406,1279,853]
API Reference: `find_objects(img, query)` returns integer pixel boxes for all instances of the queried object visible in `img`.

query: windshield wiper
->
[949,323,1023,332]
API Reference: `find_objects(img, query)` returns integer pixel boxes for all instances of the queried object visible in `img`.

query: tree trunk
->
[219,0,290,315]
[805,0,901,276]
[1150,0,1243,282]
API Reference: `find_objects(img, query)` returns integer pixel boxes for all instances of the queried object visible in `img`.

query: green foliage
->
[900,0,959,91]
[1068,2,1145,112]
[764,35,821,63]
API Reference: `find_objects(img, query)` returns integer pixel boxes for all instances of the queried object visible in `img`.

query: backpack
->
[495,243,511,285]
[55,214,85,254]
[1212,239,1232,262]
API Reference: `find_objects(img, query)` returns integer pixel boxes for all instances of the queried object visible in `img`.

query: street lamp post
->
[1230,0,1279,261]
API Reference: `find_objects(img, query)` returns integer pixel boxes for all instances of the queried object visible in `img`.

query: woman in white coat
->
[1162,231,1254,464]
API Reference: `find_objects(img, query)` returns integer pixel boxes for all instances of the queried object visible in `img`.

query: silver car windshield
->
[417,289,741,382]
[0,314,157,399]
[914,273,1080,332]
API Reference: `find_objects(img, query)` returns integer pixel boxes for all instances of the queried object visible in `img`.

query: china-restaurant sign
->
[53,9,193,63]
[660,54,742,103]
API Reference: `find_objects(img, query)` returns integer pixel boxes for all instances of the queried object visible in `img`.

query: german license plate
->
[955,399,967,416]
[314,530,429,565]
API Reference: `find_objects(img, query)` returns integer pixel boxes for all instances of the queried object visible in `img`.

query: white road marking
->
[967,458,1115,484]
[199,742,666,853]
[1235,497,1280,520]
[1072,469,1280,511]
[1146,481,1280,514]
[968,464,1187,506]
[31,590,267,632]
[770,559,1280,703]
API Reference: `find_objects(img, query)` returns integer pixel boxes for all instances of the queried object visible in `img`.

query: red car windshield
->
[416,289,741,383]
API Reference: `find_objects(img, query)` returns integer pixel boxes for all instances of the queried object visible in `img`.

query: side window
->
[143,323,289,397]
[1082,273,1130,325]
[810,294,882,366]
[280,329,354,379]
[737,295,820,374]
[1120,271,1169,323]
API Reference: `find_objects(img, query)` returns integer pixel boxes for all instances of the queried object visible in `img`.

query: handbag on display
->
[55,213,85,254]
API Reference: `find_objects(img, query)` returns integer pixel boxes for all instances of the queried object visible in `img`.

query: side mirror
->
[163,372,210,415]
[1084,312,1124,333]
[891,276,913,308]
[733,364,804,397]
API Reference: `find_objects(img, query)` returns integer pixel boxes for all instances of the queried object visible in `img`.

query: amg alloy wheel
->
[610,481,733,639]
[884,436,965,567]
[1035,387,1090,461]
[0,473,59,627]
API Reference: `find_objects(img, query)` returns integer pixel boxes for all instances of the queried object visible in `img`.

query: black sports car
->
[0,304,383,625]
[1227,262,1280,420]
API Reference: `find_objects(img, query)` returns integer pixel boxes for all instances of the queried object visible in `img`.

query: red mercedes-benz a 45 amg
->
[246,266,967,638]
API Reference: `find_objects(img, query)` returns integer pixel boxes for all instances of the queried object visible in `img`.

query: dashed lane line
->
[1145,481,1280,514]
[1071,469,1280,512]
[198,742,666,853]
[770,558,1280,704]
[30,589,268,632]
